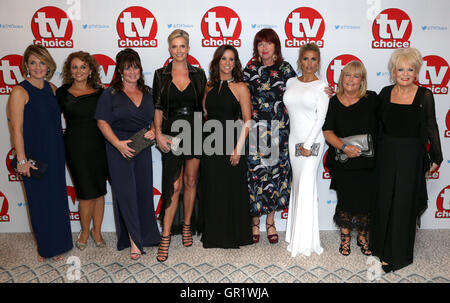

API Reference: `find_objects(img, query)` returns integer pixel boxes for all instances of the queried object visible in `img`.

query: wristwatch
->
[340,143,347,152]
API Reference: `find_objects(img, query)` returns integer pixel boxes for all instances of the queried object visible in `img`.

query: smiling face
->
[121,62,141,84]
[342,71,363,95]
[26,54,48,80]
[169,37,189,63]
[299,50,319,75]
[219,49,235,79]
[394,59,417,87]
[70,57,91,83]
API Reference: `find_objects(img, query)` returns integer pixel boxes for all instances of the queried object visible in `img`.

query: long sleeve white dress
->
[283,77,329,257]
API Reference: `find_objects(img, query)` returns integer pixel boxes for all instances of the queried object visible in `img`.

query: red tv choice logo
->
[117,6,158,48]
[372,8,412,49]
[201,6,242,47]
[435,185,450,218]
[322,150,331,179]
[93,54,116,87]
[445,109,450,138]
[0,54,23,95]
[31,6,73,48]
[6,148,22,182]
[418,55,449,95]
[285,7,325,48]
[0,191,10,222]
[163,55,202,69]
[67,186,79,221]
[326,54,362,91]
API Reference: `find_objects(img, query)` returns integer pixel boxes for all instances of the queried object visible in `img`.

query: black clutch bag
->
[11,156,48,179]
[126,128,156,161]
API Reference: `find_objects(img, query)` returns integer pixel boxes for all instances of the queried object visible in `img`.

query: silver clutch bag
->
[295,143,320,157]
[160,134,181,153]
[335,134,374,163]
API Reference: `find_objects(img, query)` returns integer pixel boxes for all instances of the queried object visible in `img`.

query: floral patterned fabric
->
[243,59,297,216]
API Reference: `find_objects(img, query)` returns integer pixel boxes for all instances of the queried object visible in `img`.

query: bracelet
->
[17,159,27,166]
[340,143,347,152]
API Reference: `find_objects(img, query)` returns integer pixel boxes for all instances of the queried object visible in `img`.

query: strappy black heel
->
[182,224,193,247]
[339,231,351,256]
[156,235,171,262]
[356,231,372,256]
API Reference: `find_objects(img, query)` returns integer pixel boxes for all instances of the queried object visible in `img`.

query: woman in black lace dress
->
[370,48,443,273]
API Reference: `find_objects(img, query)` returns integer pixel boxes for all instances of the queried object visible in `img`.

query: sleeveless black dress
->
[200,81,253,248]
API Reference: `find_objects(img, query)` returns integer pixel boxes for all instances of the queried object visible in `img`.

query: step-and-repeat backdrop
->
[0,0,448,232]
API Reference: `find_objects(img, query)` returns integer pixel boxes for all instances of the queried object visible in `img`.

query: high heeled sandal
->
[339,232,351,256]
[266,223,279,244]
[90,229,106,248]
[252,220,260,244]
[356,232,372,256]
[157,235,171,262]
[182,224,193,247]
[75,232,88,251]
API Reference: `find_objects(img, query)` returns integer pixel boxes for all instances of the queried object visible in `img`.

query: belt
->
[169,106,195,117]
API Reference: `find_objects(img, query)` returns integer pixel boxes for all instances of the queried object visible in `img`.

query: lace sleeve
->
[423,88,443,165]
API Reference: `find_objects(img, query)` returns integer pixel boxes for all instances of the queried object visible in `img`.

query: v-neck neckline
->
[122,90,143,108]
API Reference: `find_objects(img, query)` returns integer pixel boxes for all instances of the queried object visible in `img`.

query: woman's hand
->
[156,132,172,153]
[343,145,361,158]
[230,148,240,166]
[427,163,439,177]
[144,129,155,140]
[17,161,37,178]
[114,140,135,159]
[324,85,335,98]
[300,146,311,157]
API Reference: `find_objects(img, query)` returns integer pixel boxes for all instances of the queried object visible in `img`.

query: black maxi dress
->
[56,84,108,200]
[200,81,253,248]
[322,91,380,231]
[370,85,443,271]
[95,87,160,254]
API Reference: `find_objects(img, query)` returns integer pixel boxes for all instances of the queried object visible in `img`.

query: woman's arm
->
[323,130,360,158]
[231,83,252,166]
[153,109,172,153]
[97,120,135,159]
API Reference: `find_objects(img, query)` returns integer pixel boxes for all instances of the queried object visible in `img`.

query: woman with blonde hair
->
[370,48,442,272]
[7,44,73,262]
[323,60,379,256]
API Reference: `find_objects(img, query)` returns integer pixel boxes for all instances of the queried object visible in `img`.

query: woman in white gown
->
[283,43,329,257]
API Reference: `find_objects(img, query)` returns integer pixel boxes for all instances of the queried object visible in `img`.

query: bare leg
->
[265,211,277,236]
[91,196,105,243]
[182,158,200,225]
[161,166,184,237]
[78,199,95,243]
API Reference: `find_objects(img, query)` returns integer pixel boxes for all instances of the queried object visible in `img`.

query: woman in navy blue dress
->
[95,48,160,260]
[7,45,73,262]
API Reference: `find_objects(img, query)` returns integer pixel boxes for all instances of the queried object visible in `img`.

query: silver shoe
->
[90,229,106,248]
[75,232,87,251]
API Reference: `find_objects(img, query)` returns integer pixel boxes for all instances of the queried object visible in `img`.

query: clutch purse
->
[11,156,48,179]
[160,134,181,153]
[295,143,320,157]
[334,134,374,163]
[126,128,156,161]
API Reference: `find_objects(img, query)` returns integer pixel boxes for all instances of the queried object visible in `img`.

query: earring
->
[46,69,50,76]
[272,54,278,61]
[258,56,262,63]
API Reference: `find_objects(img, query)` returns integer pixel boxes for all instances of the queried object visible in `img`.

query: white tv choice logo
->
[435,185,450,218]
[163,55,202,69]
[67,186,80,221]
[418,55,449,95]
[6,148,22,182]
[92,54,116,87]
[117,6,158,48]
[201,6,242,47]
[445,109,450,138]
[285,7,325,48]
[0,54,23,95]
[31,6,73,48]
[0,191,10,222]
[326,54,362,91]
[372,8,412,49]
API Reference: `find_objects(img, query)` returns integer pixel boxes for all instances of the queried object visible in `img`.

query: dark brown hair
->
[208,45,243,86]
[61,51,101,87]
[110,48,146,92]
[252,28,283,66]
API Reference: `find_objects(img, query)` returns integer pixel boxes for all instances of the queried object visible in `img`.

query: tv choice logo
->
[154,187,162,219]
[425,144,440,179]
[372,8,412,49]
[322,150,331,179]
[92,54,116,87]
[0,191,10,222]
[435,185,450,218]
[445,109,450,138]
[418,55,449,95]
[6,148,22,182]
[31,6,73,48]
[163,55,202,69]
[0,54,23,95]
[201,6,242,47]
[326,54,362,91]
[285,7,325,48]
[67,186,79,221]
[117,6,158,48]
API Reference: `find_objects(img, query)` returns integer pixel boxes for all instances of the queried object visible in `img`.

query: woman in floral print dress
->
[243,28,297,244]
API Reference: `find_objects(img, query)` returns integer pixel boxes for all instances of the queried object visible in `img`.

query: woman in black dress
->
[57,51,108,251]
[152,29,207,262]
[370,48,442,272]
[95,48,160,260]
[200,45,253,249]
[323,60,379,256]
